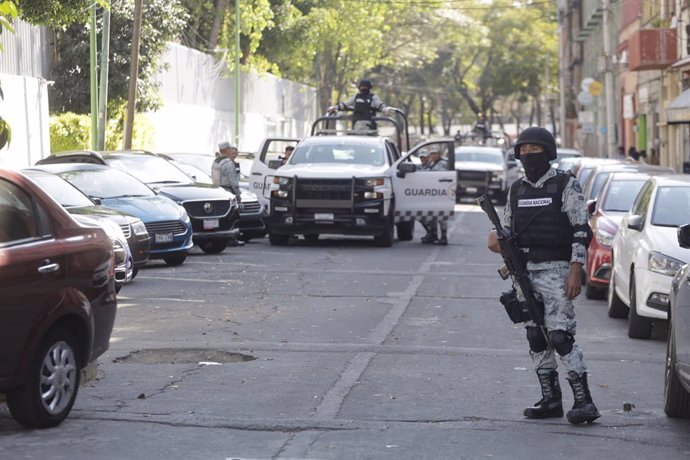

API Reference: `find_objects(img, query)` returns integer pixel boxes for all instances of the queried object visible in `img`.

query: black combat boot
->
[523,369,563,419]
[433,231,448,246]
[421,230,437,244]
[566,371,601,425]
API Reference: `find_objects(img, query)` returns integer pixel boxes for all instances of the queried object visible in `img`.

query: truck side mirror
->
[268,160,283,170]
[397,162,416,178]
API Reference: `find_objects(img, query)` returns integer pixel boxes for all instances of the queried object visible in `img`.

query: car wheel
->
[198,239,229,254]
[163,254,187,266]
[6,326,82,428]
[115,284,122,295]
[268,232,290,246]
[303,234,319,242]
[585,279,605,300]
[664,321,690,417]
[607,269,628,319]
[396,221,414,241]
[374,214,394,247]
[628,273,652,339]
[132,267,139,279]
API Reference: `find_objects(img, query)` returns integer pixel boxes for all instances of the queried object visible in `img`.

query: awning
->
[667,89,690,124]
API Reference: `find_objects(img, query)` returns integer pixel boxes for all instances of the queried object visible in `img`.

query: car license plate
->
[155,233,174,243]
[466,187,478,193]
[314,213,334,220]
[203,218,220,230]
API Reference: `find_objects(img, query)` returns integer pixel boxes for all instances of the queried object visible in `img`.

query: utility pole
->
[89,6,98,150]
[124,0,144,150]
[558,0,568,146]
[602,0,617,158]
[234,0,240,148]
[97,8,111,150]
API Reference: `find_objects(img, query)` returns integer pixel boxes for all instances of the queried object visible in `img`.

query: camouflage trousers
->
[516,265,588,375]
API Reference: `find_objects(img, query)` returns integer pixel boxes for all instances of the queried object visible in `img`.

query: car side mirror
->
[268,160,283,170]
[587,199,597,215]
[678,224,690,249]
[91,197,102,206]
[397,162,416,178]
[627,214,643,231]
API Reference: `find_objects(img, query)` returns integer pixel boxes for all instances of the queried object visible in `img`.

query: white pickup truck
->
[249,116,457,246]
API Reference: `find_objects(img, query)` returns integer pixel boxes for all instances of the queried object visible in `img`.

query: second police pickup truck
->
[249,113,457,246]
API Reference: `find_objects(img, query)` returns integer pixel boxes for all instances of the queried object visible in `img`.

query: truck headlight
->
[273,176,292,185]
[361,178,386,187]
[272,190,290,198]
[364,191,383,199]
[648,251,685,276]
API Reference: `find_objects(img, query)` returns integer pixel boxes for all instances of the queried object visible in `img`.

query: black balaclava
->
[521,152,550,183]
[359,87,370,96]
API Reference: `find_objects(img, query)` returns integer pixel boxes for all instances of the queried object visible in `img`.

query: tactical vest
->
[353,93,375,123]
[510,172,573,263]
[211,157,232,188]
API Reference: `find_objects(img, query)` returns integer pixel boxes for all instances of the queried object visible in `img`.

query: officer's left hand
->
[565,263,583,299]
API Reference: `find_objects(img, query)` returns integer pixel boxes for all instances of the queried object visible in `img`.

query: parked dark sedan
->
[29,163,193,266]
[665,223,690,418]
[156,152,267,241]
[22,169,151,281]
[0,169,117,428]
[37,150,240,254]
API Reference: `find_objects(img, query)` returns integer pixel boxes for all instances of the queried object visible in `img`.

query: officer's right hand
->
[487,229,500,253]
[327,105,337,113]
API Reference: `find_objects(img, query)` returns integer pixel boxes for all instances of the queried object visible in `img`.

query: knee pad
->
[548,330,574,356]
[526,327,548,353]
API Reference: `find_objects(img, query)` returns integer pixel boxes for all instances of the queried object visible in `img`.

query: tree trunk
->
[419,95,425,135]
[208,0,230,51]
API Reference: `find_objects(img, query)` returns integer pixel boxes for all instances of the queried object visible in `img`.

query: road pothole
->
[113,348,256,364]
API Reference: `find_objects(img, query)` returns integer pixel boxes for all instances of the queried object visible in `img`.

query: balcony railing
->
[628,28,678,71]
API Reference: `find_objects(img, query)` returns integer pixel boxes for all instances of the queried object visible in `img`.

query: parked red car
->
[0,169,117,428]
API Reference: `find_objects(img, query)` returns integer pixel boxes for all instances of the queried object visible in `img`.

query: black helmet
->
[358,79,373,90]
[513,127,557,160]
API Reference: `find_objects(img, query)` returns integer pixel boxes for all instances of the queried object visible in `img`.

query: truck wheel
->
[6,326,82,428]
[269,233,290,246]
[198,239,229,254]
[396,221,414,241]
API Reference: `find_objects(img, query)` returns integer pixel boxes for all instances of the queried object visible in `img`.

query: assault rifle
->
[476,194,550,343]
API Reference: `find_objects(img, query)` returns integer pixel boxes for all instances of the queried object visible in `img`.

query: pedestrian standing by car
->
[280,146,295,166]
[426,148,449,245]
[212,142,245,246]
[486,126,600,425]
[327,79,391,131]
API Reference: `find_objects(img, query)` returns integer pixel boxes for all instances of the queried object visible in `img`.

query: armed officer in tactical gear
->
[328,79,390,132]
[487,127,600,425]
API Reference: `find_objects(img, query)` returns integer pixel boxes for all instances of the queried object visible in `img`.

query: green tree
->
[48,0,188,116]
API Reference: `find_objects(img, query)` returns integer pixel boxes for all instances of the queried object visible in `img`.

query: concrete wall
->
[0,19,51,169]
[148,43,317,155]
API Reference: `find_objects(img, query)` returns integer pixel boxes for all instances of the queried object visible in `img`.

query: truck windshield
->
[290,143,386,166]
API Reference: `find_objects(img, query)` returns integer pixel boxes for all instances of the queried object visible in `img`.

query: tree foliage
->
[49,0,188,116]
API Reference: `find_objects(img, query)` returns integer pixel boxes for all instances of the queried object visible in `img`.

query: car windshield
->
[27,173,94,207]
[169,154,214,176]
[58,169,155,199]
[289,142,386,166]
[652,186,690,227]
[455,150,503,165]
[173,161,213,184]
[601,179,646,212]
[106,156,194,185]
[589,172,611,200]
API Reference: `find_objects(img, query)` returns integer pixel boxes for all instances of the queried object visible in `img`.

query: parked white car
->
[608,175,690,338]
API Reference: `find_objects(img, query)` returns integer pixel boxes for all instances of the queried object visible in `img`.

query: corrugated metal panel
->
[0,19,49,78]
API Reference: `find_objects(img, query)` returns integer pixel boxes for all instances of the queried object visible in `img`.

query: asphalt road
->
[2,203,689,460]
